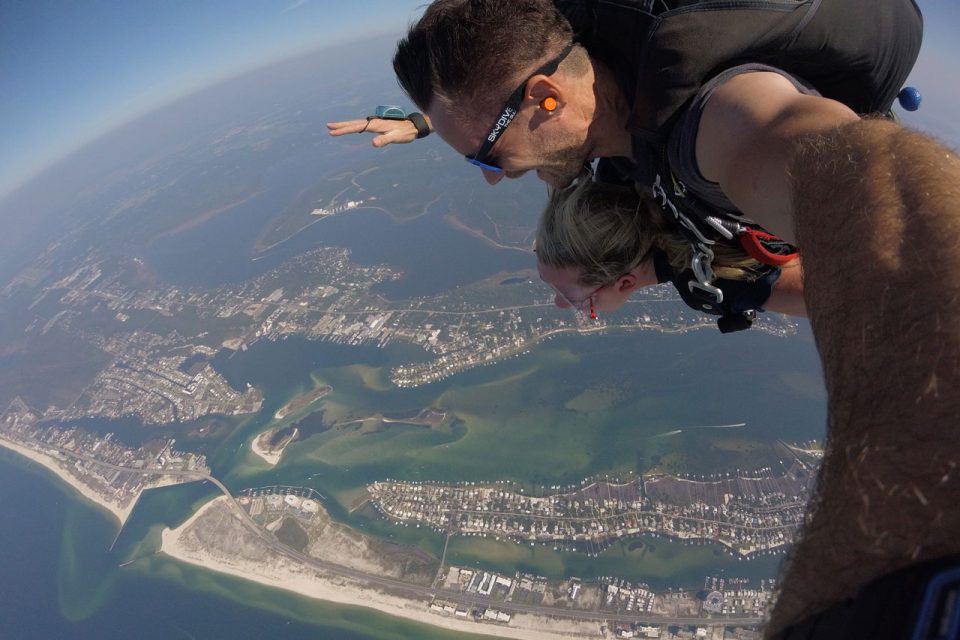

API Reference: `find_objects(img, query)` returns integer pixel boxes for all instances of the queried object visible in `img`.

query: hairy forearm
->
[767,120,960,633]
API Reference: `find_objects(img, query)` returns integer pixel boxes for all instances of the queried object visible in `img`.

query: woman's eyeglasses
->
[547,282,605,320]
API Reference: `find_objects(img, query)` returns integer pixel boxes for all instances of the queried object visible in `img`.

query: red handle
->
[739,228,798,266]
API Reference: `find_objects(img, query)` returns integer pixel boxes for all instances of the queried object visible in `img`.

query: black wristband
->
[407,112,431,139]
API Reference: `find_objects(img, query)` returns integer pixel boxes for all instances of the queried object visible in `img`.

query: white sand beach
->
[0,435,133,524]
[0,435,181,526]
[160,497,603,640]
[249,427,297,466]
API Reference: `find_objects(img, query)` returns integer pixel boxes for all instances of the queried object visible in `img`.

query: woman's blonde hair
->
[535,177,764,286]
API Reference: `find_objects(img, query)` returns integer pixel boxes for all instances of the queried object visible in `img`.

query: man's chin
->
[536,168,579,188]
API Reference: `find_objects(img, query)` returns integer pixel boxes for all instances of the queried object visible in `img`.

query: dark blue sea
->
[0,452,481,640]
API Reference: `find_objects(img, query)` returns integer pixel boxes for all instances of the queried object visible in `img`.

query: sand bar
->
[249,427,298,467]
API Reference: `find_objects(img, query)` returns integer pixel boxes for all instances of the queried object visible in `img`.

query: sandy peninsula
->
[161,497,603,640]
[249,427,298,467]
[274,384,331,420]
[0,434,179,526]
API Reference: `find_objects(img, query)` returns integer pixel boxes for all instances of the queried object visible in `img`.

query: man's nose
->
[481,168,505,185]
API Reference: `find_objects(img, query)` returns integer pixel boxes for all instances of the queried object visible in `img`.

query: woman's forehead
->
[536,261,594,294]
[537,261,577,283]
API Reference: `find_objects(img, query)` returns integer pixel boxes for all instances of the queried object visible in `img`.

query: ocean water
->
[0,452,487,640]
[0,317,826,637]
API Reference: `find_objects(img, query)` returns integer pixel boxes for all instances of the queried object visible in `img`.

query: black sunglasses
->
[465,43,575,172]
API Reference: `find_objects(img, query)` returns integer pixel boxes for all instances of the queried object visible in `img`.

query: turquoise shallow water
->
[210,326,826,496]
[0,323,824,637]
[0,449,785,639]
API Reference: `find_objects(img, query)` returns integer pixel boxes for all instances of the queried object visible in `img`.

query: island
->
[0,195,810,639]
[161,481,786,639]
[274,384,332,420]
[250,426,300,466]
[3,388,812,636]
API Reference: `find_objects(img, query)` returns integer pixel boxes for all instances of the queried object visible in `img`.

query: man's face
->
[426,99,590,188]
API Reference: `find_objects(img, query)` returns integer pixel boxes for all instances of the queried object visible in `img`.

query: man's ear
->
[525,76,563,116]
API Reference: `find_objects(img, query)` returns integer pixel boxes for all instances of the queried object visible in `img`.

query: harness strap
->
[651,140,798,285]
[650,161,797,333]
[651,173,724,305]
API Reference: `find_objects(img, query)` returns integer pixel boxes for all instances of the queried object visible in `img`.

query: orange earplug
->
[541,96,558,112]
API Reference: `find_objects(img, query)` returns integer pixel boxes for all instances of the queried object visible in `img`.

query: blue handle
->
[898,87,922,112]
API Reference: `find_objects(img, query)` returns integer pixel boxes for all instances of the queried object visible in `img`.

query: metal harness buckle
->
[652,175,724,305]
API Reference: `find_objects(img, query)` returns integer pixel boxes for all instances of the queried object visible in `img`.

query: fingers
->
[326,120,370,136]
[372,127,416,147]
[327,118,399,134]
[327,118,419,147]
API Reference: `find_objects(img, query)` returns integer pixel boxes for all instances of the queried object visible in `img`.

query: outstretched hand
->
[326,117,420,148]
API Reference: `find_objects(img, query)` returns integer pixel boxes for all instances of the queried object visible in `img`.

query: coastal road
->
[46,442,764,628]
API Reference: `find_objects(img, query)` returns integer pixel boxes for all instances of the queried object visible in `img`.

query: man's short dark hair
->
[393,0,574,114]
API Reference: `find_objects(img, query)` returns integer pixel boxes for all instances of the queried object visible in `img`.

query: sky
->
[0,0,425,199]
[1,0,958,200]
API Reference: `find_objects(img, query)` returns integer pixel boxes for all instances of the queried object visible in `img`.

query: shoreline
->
[0,435,133,525]
[160,498,602,640]
[249,427,298,466]
[0,435,179,526]
[274,384,332,420]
